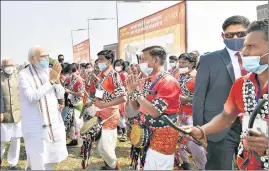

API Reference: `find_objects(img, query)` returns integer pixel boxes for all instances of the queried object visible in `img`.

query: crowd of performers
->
[60,17,269,171]
[0,16,268,171]
[60,47,205,170]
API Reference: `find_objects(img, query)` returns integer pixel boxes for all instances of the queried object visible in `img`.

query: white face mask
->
[115,66,122,72]
[178,67,189,73]
[4,66,14,75]
[169,62,176,68]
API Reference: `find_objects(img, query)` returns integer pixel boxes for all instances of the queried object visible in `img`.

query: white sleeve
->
[18,71,54,104]
[53,84,65,99]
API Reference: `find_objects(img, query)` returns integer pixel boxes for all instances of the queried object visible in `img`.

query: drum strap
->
[100,112,117,125]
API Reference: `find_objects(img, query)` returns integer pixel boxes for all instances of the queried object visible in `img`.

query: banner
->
[257,4,268,20]
[73,39,90,63]
[119,1,186,64]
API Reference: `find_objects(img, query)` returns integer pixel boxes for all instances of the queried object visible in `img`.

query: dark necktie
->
[236,52,248,76]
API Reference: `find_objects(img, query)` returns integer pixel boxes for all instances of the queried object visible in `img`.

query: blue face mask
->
[242,53,268,74]
[98,63,107,71]
[224,38,245,51]
[139,63,153,75]
[39,58,49,68]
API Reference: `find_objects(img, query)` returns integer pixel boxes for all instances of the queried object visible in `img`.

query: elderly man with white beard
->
[18,46,68,170]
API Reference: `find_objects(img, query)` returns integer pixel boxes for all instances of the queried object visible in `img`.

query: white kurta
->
[18,65,68,169]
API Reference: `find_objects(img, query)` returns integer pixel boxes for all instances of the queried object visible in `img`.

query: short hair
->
[28,45,41,61]
[94,59,98,64]
[65,64,76,73]
[58,54,64,59]
[190,50,200,57]
[141,45,166,65]
[85,63,92,68]
[247,19,268,41]
[169,55,177,61]
[178,53,196,64]
[222,15,250,31]
[114,59,126,71]
[97,50,114,63]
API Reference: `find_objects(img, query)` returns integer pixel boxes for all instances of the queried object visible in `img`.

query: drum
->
[61,106,74,133]
[130,124,151,148]
[80,105,97,122]
[80,116,102,141]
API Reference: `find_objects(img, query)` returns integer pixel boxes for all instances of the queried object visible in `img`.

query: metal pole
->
[116,1,120,59]
[87,20,91,60]
[71,30,74,61]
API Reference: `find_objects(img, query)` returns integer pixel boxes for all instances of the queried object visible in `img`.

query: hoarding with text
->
[119,1,186,64]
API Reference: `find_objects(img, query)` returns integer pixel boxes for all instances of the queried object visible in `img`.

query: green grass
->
[1,137,132,170]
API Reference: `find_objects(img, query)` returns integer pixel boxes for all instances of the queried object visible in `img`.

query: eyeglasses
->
[223,31,247,39]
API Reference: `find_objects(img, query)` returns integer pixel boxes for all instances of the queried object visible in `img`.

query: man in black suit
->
[193,15,250,170]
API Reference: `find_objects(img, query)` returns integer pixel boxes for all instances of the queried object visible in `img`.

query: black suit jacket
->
[193,48,236,142]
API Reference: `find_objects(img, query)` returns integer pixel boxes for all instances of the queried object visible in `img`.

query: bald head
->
[28,46,49,66]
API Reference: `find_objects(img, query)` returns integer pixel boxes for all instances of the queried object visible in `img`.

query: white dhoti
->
[144,148,175,170]
[97,129,118,168]
[1,121,22,166]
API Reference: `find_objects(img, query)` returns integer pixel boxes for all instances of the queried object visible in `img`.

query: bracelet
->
[196,125,206,140]
[128,89,142,101]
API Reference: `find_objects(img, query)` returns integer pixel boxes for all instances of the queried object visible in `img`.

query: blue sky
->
[1,1,266,64]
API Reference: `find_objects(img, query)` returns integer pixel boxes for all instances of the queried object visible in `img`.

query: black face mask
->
[58,58,64,63]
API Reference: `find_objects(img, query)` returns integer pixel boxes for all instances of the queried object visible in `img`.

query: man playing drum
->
[63,64,85,147]
[127,46,181,170]
[88,50,126,170]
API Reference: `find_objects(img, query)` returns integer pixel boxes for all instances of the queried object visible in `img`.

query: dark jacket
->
[0,88,4,113]
[193,48,237,142]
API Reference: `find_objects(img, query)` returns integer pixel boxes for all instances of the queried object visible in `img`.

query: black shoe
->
[67,139,78,147]
[9,166,21,170]
[181,163,192,170]
[100,166,116,170]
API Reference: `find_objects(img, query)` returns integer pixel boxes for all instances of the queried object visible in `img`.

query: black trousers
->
[205,118,242,170]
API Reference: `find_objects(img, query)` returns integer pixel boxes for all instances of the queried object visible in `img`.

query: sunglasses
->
[223,31,247,39]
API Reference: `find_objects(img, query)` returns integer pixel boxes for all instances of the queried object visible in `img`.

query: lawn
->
[0,138,132,170]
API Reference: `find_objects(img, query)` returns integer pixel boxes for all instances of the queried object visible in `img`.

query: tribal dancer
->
[127,46,181,170]
[114,59,128,142]
[93,50,126,170]
[63,64,85,147]
[168,55,180,77]
[174,53,206,170]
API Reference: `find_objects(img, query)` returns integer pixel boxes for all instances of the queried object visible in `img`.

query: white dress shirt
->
[226,47,242,79]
